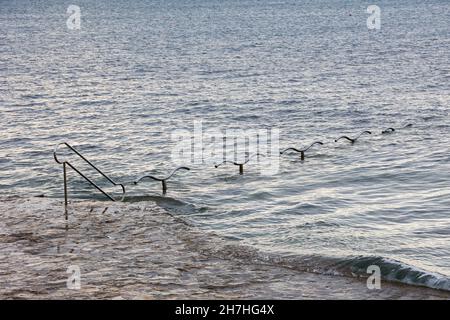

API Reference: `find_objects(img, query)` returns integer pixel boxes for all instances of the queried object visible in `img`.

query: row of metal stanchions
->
[54,124,413,210]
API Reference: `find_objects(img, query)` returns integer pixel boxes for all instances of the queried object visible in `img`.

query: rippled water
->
[1,0,449,291]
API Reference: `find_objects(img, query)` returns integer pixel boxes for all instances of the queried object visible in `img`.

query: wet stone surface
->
[0,197,449,300]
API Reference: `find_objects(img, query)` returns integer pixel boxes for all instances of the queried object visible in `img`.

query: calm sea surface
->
[1,0,449,290]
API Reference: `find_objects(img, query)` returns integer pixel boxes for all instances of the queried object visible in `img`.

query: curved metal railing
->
[280,141,324,160]
[54,142,126,205]
[134,166,190,194]
[215,153,265,175]
[382,123,413,134]
[335,131,372,144]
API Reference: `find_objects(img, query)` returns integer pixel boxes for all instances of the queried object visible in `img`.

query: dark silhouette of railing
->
[280,141,323,160]
[382,123,413,134]
[53,142,126,207]
[215,153,265,175]
[53,123,414,209]
[134,167,190,195]
[335,131,372,144]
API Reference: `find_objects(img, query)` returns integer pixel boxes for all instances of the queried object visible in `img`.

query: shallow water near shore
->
[1,0,450,294]
[1,197,449,299]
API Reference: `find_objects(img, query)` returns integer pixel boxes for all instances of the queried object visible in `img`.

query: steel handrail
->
[134,166,190,194]
[280,141,324,160]
[54,142,126,205]
[335,131,372,144]
[215,153,265,175]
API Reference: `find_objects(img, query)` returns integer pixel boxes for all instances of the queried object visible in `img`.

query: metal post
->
[63,162,68,208]
[300,151,305,161]
[239,164,244,175]
[162,180,167,195]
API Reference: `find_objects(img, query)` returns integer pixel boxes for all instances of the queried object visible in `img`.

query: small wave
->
[323,256,450,291]
[295,220,340,229]
[278,255,450,291]
[124,195,197,215]
[200,242,450,291]
[148,199,450,292]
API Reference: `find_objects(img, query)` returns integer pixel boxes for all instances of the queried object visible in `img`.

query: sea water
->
[1,0,449,291]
